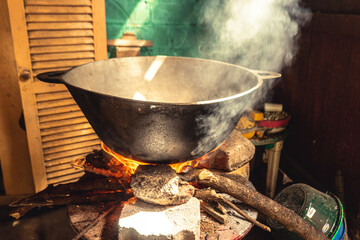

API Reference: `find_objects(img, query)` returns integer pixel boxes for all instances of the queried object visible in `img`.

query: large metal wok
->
[37,56,280,164]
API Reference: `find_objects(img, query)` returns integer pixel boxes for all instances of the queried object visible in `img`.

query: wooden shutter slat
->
[32,51,94,61]
[27,22,93,31]
[47,172,85,185]
[29,30,94,39]
[25,0,92,6]
[26,14,92,23]
[39,117,88,130]
[32,58,94,70]
[30,45,94,54]
[40,123,92,136]
[30,37,94,46]
[52,178,81,185]
[42,129,95,143]
[37,98,76,109]
[36,91,71,102]
[44,154,89,167]
[32,79,68,93]
[38,105,81,116]
[39,111,84,123]
[39,117,88,129]
[25,6,92,14]
[44,145,100,161]
[42,134,98,148]
[46,163,77,174]
[46,168,83,178]
[46,171,84,184]
[43,139,101,155]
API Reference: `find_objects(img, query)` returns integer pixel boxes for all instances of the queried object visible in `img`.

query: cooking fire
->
[69,129,264,240]
[9,127,328,240]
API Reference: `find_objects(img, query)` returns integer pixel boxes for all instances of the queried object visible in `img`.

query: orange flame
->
[101,142,150,175]
[101,141,224,174]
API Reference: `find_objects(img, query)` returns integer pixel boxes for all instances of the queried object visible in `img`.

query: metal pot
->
[37,56,280,164]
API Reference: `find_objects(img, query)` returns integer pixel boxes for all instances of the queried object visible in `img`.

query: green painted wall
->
[105,0,201,58]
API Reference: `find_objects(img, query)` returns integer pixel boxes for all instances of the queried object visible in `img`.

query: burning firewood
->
[184,169,329,240]
[9,174,132,219]
[72,150,132,189]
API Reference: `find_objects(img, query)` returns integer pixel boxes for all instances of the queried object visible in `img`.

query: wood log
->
[187,169,328,240]
[72,151,132,187]
[46,174,126,194]
[9,173,132,219]
[10,191,129,208]
[10,174,126,207]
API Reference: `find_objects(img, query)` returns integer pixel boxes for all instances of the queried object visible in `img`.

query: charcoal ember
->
[130,165,195,205]
[118,197,200,240]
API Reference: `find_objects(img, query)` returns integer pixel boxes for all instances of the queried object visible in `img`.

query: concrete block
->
[118,197,200,240]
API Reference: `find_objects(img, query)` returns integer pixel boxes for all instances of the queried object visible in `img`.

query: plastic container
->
[237,127,255,139]
[268,183,346,240]
[257,116,291,128]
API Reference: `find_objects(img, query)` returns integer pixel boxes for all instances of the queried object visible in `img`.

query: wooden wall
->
[274,1,360,217]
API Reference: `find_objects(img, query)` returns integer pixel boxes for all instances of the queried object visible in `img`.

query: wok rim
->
[62,56,265,106]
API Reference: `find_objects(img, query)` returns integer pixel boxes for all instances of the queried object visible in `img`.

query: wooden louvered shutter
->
[7,0,107,192]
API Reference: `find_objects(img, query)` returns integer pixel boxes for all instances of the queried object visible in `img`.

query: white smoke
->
[196,0,312,71]
[192,0,311,156]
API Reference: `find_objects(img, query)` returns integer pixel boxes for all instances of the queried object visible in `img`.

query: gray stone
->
[131,165,194,205]
[199,130,255,172]
[118,197,200,240]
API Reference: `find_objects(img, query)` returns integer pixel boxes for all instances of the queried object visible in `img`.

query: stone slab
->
[118,197,200,240]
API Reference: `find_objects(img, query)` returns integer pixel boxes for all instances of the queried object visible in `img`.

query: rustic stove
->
[66,129,259,240]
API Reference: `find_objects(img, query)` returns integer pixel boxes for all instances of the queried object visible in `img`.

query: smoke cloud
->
[196,0,312,71]
[192,0,311,156]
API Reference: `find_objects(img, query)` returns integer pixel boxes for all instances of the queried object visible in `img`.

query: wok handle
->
[36,70,68,84]
[251,70,281,80]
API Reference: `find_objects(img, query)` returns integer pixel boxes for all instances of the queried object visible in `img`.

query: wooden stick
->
[195,189,270,232]
[215,202,227,215]
[189,169,328,240]
[220,195,271,232]
[200,200,227,224]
